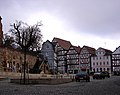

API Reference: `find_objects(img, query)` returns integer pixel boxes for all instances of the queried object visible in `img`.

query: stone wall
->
[0,46,37,72]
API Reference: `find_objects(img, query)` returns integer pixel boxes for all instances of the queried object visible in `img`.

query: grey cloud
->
[54,0,120,39]
[1,0,120,39]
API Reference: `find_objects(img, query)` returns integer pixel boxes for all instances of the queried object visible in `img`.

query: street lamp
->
[22,37,28,84]
[23,46,26,84]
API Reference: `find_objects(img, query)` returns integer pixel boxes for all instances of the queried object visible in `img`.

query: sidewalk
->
[0,76,6,80]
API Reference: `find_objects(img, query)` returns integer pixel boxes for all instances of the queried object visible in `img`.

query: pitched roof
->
[42,40,56,51]
[112,46,120,54]
[98,47,112,55]
[83,45,96,54]
[52,37,71,50]
[73,45,81,54]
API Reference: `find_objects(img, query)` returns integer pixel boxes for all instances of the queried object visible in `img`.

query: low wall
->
[10,78,73,85]
[0,72,74,84]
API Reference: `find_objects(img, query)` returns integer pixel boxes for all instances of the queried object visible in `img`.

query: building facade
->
[79,46,96,73]
[67,45,81,74]
[0,46,37,72]
[41,40,56,72]
[112,46,120,72]
[52,37,71,74]
[91,47,112,73]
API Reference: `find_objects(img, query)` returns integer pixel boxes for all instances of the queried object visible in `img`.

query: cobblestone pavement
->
[0,76,120,95]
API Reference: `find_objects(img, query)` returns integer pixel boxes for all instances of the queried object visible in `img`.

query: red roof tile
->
[83,45,96,54]
[73,45,81,54]
[52,37,71,50]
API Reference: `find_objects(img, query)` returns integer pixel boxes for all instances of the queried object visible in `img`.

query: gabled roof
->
[83,45,96,54]
[98,47,112,55]
[52,37,71,50]
[112,46,120,54]
[42,40,56,51]
[72,45,81,54]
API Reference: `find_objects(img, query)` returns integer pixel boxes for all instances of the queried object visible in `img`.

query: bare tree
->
[3,33,14,47]
[9,21,43,51]
[9,21,43,84]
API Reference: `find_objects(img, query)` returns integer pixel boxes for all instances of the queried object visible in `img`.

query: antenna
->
[104,42,106,48]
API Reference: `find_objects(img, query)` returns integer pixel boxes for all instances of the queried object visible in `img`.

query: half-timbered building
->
[79,46,96,73]
[52,37,71,74]
[67,46,81,74]
[112,46,120,72]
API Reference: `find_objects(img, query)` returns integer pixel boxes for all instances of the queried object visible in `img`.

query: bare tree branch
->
[9,20,43,51]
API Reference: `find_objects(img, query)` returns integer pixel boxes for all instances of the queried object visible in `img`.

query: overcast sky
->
[1,0,120,51]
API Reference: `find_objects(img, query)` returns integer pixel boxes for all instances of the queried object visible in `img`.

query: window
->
[103,62,105,65]
[96,57,98,60]
[106,56,108,59]
[96,62,98,65]
[13,61,15,65]
[97,68,98,72]
[100,62,102,65]
[104,68,105,71]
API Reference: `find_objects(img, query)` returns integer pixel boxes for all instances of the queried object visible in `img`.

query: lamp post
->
[23,36,27,84]
[23,46,26,84]
[56,59,58,78]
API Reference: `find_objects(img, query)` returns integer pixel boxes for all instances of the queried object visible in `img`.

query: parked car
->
[113,71,120,76]
[93,72,105,79]
[89,71,94,76]
[75,71,90,82]
[102,71,110,78]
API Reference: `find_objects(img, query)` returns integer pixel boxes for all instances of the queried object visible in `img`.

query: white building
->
[41,40,57,72]
[91,47,112,73]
